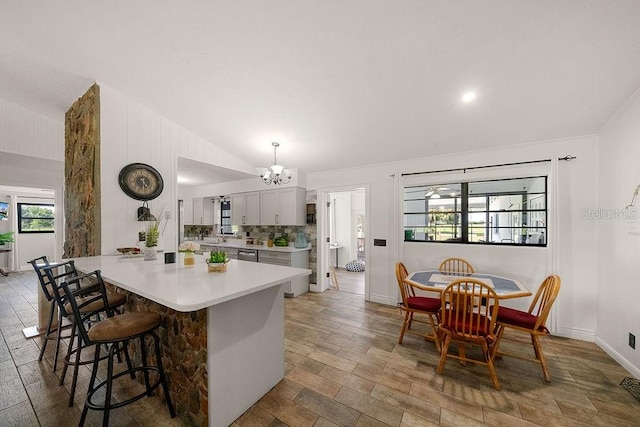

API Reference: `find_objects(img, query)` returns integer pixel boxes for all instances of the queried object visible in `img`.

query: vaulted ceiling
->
[2,1,640,177]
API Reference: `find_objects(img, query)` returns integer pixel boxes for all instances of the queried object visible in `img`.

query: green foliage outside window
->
[18,203,54,233]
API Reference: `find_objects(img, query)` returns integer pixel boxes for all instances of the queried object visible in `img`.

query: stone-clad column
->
[63,84,101,258]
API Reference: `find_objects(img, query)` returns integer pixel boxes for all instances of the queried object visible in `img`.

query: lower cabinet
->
[258,250,309,297]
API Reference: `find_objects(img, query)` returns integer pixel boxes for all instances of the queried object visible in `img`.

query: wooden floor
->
[1,271,638,426]
[333,268,364,295]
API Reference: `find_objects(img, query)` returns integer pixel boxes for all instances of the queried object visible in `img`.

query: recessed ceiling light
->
[462,92,476,103]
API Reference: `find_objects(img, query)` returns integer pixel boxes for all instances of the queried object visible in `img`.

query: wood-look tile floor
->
[333,268,364,296]
[1,271,638,426]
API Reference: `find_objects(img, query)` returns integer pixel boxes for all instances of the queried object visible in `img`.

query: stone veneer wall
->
[106,282,209,427]
[63,84,101,258]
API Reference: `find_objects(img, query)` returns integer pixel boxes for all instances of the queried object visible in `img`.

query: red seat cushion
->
[441,311,491,336]
[407,296,440,312]
[495,306,539,330]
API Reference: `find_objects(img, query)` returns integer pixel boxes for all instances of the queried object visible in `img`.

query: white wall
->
[0,96,64,263]
[0,97,64,162]
[98,83,260,253]
[596,89,640,378]
[308,135,600,342]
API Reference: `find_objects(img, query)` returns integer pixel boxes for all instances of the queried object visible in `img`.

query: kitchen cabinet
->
[260,187,305,226]
[231,192,260,225]
[192,197,214,225]
[258,250,309,297]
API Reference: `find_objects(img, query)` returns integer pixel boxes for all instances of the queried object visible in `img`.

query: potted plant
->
[0,232,14,246]
[206,250,229,272]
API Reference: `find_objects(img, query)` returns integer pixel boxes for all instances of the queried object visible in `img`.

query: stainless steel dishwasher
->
[237,249,257,262]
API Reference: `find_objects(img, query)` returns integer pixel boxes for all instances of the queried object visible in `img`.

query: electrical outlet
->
[629,333,636,349]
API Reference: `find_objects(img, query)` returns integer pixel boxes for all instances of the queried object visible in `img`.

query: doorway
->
[320,186,368,298]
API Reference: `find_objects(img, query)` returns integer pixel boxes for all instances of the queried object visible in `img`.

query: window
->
[18,203,55,233]
[403,176,547,246]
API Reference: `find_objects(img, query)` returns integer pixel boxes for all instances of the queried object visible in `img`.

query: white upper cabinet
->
[260,187,305,226]
[231,192,260,225]
[192,197,214,225]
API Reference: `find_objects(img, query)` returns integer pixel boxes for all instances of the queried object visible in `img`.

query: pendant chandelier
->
[257,142,291,185]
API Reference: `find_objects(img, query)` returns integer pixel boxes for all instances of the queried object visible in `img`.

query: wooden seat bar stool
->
[59,273,176,426]
[42,261,128,407]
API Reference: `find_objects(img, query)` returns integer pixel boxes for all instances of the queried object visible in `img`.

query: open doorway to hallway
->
[324,187,366,296]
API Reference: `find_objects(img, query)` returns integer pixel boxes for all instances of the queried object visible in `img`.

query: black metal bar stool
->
[28,256,69,371]
[42,262,128,407]
[59,273,176,426]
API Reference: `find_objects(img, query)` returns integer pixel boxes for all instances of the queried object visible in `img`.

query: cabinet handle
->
[275,214,279,224]
[243,215,246,224]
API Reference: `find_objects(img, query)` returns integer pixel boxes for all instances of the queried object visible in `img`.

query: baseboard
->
[368,293,397,306]
[595,337,640,379]
[556,326,596,342]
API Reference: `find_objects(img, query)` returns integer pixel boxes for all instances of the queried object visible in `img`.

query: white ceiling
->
[2,1,640,179]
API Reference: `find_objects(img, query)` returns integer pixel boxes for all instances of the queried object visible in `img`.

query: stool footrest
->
[86,366,162,411]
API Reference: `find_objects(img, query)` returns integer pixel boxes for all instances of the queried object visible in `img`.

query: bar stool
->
[42,262,128,407]
[29,256,68,371]
[59,273,176,426]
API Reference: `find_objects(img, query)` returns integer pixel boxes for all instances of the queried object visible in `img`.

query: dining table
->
[404,270,532,299]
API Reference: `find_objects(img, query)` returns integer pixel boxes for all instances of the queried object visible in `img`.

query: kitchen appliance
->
[238,249,257,262]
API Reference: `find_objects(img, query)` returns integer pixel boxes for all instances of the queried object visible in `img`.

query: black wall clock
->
[118,163,164,201]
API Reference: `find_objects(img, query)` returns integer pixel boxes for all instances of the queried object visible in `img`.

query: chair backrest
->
[528,275,561,331]
[28,256,53,301]
[58,270,110,346]
[395,262,414,305]
[42,260,81,317]
[440,278,499,340]
[439,257,475,274]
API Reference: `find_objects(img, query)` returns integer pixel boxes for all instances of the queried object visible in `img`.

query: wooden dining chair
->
[439,257,475,274]
[437,278,501,389]
[491,274,561,382]
[395,262,441,351]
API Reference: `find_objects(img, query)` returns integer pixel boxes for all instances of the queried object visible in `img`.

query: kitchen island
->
[71,254,311,426]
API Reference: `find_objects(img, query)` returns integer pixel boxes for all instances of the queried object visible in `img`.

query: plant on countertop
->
[143,203,168,248]
[208,250,227,264]
[0,232,14,245]
[179,241,201,253]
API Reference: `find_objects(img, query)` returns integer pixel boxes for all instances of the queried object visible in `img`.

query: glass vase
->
[184,252,195,266]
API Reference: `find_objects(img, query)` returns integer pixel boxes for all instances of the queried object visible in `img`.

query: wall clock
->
[118,163,164,201]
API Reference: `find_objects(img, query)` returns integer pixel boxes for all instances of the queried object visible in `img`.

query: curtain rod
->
[400,155,576,177]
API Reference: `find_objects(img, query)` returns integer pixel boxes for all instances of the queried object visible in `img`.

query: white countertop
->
[196,240,311,253]
[71,254,311,312]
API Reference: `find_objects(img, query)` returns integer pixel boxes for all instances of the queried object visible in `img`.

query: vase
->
[184,252,195,266]
[143,247,157,261]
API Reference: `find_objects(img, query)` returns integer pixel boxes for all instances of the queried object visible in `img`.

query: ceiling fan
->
[425,186,451,199]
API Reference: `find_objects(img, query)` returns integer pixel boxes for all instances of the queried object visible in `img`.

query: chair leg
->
[52,309,65,372]
[80,343,101,426]
[482,341,500,390]
[436,334,451,374]
[491,325,506,360]
[398,310,411,344]
[102,344,117,427]
[458,344,467,366]
[140,335,151,392]
[67,338,84,407]
[428,315,441,353]
[59,321,76,386]
[532,335,551,382]
[122,340,135,379]
[38,300,56,362]
[152,331,176,418]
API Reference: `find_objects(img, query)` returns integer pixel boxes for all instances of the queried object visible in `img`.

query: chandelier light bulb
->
[258,142,292,185]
